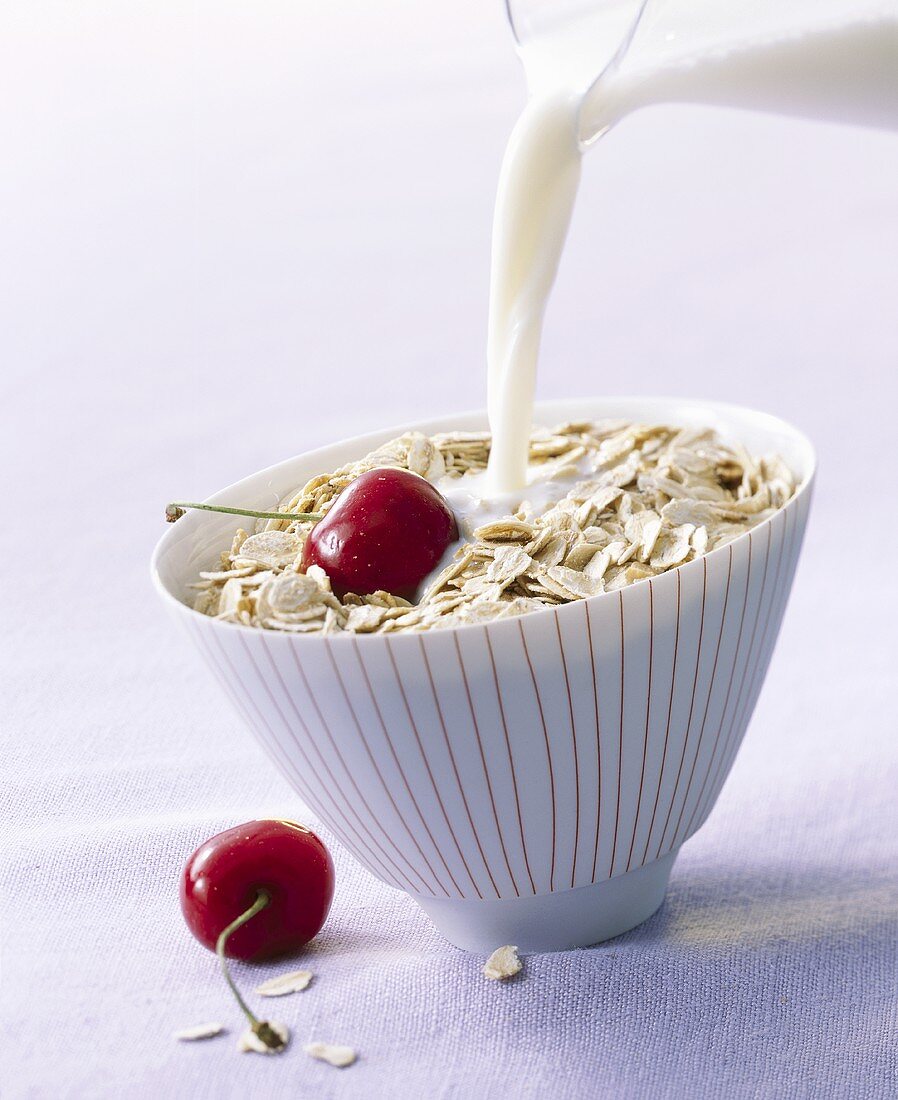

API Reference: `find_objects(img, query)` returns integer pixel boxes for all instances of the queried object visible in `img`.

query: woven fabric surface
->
[2,3,897,1097]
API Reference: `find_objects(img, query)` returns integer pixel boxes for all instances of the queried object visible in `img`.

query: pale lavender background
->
[2,2,897,1098]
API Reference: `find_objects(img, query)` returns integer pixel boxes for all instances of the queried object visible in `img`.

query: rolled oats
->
[235,531,303,569]
[254,970,313,997]
[174,1023,225,1041]
[483,944,523,980]
[303,1042,358,1068]
[237,1021,289,1054]
[192,420,796,634]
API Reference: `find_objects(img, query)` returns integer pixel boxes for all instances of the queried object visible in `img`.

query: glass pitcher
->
[506,0,898,141]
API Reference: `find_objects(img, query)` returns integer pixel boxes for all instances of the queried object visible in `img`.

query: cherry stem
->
[165,501,322,524]
[215,890,271,1030]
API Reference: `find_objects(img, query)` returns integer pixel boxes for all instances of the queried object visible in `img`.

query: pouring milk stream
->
[482,0,898,497]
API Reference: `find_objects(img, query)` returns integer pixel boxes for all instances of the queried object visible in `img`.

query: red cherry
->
[180,819,335,962]
[301,467,458,600]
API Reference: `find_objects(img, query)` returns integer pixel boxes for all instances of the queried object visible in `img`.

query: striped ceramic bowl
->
[152,397,814,952]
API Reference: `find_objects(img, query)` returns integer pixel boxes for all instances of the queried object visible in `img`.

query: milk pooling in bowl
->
[485,0,898,496]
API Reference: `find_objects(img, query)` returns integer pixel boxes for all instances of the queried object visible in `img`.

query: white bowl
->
[152,397,815,952]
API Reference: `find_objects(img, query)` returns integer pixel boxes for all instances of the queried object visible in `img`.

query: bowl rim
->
[150,395,816,640]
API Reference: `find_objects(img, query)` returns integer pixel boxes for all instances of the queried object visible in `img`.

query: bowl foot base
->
[414,851,677,954]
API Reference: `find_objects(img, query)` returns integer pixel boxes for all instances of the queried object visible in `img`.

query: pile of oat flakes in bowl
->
[190,420,796,634]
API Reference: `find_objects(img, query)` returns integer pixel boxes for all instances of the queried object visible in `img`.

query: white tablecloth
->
[3,3,897,1097]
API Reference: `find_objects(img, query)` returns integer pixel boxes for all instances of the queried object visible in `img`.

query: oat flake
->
[174,1023,225,1042]
[237,1021,289,1054]
[193,420,796,635]
[483,944,522,981]
[254,970,313,997]
[304,1041,358,1068]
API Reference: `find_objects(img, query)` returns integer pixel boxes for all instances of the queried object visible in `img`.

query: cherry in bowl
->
[301,467,458,601]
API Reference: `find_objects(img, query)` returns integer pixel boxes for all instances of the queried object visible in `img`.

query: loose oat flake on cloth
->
[191,420,796,634]
[254,970,313,997]
[483,945,523,981]
[173,1023,225,1042]
[303,1042,358,1068]
[236,1021,290,1054]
